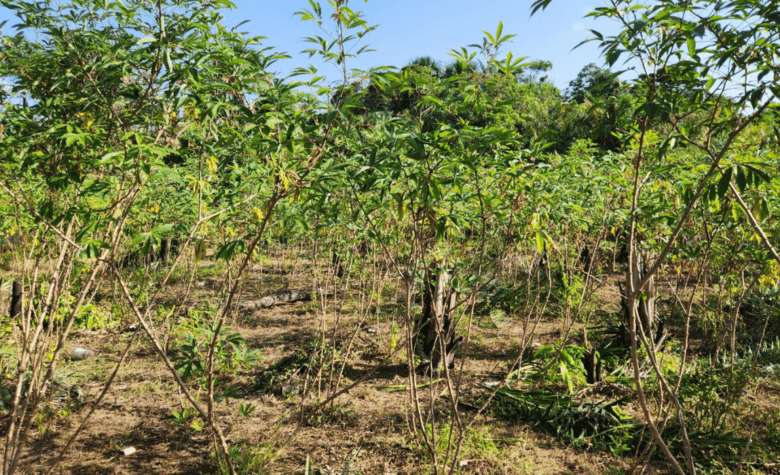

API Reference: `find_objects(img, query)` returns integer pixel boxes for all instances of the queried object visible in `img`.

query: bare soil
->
[6,258,681,475]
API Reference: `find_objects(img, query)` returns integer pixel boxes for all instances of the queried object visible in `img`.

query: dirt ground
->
[7,256,676,475]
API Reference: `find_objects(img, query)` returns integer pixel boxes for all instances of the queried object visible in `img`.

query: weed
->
[306,402,358,428]
[169,407,204,432]
[169,310,262,405]
[191,418,204,432]
[250,339,340,396]
[0,385,10,412]
[169,408,191,424]
[214,442,275,475]
[389,322,400,355]
[196,260,226,279]
[679,360,751,434]
[485,278,544,318]
[763,407,780,446]
[488,307,510,328]
[413,423,503,474]
[0,249,12,270]
[238,402,256,418]
[484,386,642,453]
[34,405,54,435]
[528,342,587,393]
[73,303,116,331]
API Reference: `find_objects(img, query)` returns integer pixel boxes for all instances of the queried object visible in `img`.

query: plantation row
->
[1,0,780,473]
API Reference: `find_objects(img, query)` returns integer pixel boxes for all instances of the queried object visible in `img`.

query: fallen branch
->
[235,289,318,313]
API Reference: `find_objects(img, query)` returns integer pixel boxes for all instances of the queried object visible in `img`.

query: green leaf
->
[100,151,124,164]
[686,37,696,57]
[151,224,174,236]
[215,240,247,261]
[735,167,747,193]
[530,0,553,16]
[406,137,425,159]
[305,455,313,475]
[717,167,732,198]
[436,216,447,242]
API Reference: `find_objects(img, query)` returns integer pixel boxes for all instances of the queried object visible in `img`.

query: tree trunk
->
[159,239,170,265]
[579,245,592,274]
[583,347,602,384]
[235,289,319,313]
[331,251,344,278]
[416,266,462,377]
[621,248,662,349]
[11,280,22,319]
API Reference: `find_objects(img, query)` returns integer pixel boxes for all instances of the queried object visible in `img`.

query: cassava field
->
[1,0,780,474]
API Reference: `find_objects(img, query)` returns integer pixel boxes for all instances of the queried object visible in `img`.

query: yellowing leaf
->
[252,207,264,224]
[206,156,219,173]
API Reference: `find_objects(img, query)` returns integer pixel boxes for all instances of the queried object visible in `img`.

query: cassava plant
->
[0,0,341,472]
[531,0,780,472]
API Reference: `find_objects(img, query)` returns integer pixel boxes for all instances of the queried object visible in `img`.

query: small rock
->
[121,447,136,456]
[72,348,95,360]
[365,327,376,334]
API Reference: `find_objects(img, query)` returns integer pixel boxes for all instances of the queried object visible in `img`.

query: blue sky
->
[0,1,622,92]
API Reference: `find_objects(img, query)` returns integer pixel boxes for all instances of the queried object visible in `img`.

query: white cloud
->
[572,22,585,32]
